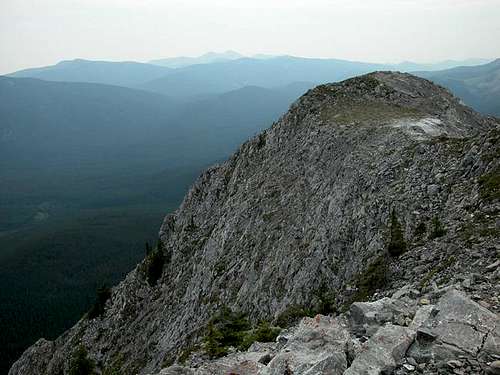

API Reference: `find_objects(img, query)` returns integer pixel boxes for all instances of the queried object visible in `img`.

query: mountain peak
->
[200,50,244,59]
[291,72,486,140]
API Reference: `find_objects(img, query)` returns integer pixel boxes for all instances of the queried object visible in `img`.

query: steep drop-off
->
[10,72,499,375]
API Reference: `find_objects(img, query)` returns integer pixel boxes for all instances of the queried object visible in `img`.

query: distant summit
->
[8,59,172,87]
[149,50,245,68]
[393,58,492,72]
[416,58,500,116]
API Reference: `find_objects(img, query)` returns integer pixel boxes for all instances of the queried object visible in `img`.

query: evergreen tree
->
[69,346,95,375]
[429,217,446,239]
[88,286,111,319]
[388,209,406,256]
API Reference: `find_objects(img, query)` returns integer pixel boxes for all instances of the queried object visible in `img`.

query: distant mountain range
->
[415,58,500,116]
[8,59,173,87]
[392,58,492,72]
[7,55,495,101]
[139,56,388,98]
[148,51,490,71]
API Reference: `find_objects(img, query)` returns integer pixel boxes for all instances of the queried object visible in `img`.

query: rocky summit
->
[10,72,500,375]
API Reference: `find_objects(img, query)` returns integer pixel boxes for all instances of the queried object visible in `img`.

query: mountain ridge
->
[149,51,245,68]
[415,58,500,116]
[9,72,500,375]
[7,60,174,88]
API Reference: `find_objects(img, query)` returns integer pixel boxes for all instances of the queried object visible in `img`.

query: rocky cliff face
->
[9,72,499,375]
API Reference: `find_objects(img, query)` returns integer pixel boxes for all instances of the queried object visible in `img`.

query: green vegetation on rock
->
[429,217,446,240]
[204,308,280,358]
[69,346,95,375]
[144,241,166,287]
[88,286,111,319]
[321,101,422,125]
[351,256,388,303]
[478,166,500,202]
[275,305,314,328]
[414,222,427,238]
[387,209,406,256]
[419,256,456,290]
[102,354,124,375]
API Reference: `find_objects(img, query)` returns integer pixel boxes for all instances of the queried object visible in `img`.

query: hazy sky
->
[1,0,499,74]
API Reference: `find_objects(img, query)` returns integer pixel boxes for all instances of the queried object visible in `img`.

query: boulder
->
[262,315,350,374]
[159,366,194,375]
[409,304,435,330]
[349,297,416,336]
[344,324,415,375]
[481,323,500,362]
[161,351,267,375]
[408,289,499,363]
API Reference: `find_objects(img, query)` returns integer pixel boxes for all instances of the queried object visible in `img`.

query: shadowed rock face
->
[9,72,500,375]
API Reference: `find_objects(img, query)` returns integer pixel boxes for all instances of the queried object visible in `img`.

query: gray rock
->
[349,297,416,336]
[403,363,415,371]
[408,289,499,363]
[409,304,434,330]
[263,315,350,374]
[481,323,500,361]
[7,339,54,375]
[159,366,194,375]
[487,360,500,375]
[447,359,463,368]
[486,260,500,272]
[162,351,268,375]
[344,324,415,375]
[427,184,440,195]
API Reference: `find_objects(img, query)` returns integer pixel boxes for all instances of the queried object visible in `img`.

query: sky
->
[1,0,499,74]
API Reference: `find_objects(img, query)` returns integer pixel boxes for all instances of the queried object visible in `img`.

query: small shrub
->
[203,308,280,358]
[88,285,111,319]
[240,321,281,350]
[177,345,199,364]
[102,355,124,375]
[69,346,95,375]
[256,133,266,149]
[205,321,228,358]
[252,321,281,343]
[419,256,456,290]
[478,166,500,202]
[145,241,166,286]
[429,217,446,240]
[351,256,388,303]
[387,209,406,256]
[275,305,314,328]
[312,285,337,315]
[145,242,152,256]
[414,222,427,237]
[204,307,250,358]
